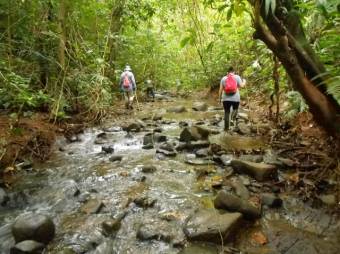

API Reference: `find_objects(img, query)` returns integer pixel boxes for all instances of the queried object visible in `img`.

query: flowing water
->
[0,98,339,254]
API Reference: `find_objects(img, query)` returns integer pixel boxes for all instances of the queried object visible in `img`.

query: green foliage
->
[285,91,309,119]
[0,61,52,111]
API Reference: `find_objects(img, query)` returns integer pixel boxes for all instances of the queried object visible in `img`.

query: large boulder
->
[230,160,277,181]
[184,209,242,243]
[192,102,208,111]
[167,106,187,113]
[179,126,214,142]
[214,191,261,219]
[10,240,45,254]
[12,213,55,244]
[143,133,167,146]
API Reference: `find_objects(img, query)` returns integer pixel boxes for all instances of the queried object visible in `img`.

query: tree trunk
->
[251,0,340,136]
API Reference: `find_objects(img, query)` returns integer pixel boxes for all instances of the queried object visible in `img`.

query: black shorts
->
[223,101,239,112]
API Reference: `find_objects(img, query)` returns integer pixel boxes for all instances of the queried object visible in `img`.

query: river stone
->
[143,133,167,146]
[102,219,121,236]
[142,143,154,150]
[231,178,250,200]
[260,193,282,208]
[156,149,177,157]
[12,213,55,244]
[179,126,211,142]
[214,190,261,219]
[142,165,157,173]
[192,102,208,111]
[101,145,114,154]
[184,209,242,243]
[134,196,157,208]
[167,106,187,113]
[80,199,104,214]
[159,142,176,152]
[10,240,45,254]
[220,154,233,166]
[122,122,143,132]
[237,123,251,135]
[109,155,123,162]
[0,187,9,206]
[318,194,336,206]
[238,154,263,163]
[230,160,277,181]
[195,148,209,158]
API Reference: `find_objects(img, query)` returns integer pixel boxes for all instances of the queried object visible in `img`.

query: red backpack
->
[224,73,237,94]
[123,74,131,88]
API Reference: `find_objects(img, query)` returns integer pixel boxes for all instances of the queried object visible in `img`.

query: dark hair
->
[228,67,234,72]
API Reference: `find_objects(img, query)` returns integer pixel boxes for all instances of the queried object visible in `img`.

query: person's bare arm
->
[218,82,223,104]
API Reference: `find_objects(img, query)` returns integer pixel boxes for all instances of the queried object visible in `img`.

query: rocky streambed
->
[0,98,339,254]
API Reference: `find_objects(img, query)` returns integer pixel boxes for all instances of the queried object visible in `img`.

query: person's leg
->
[231,101,240,126]
[223,101,232,131]
[123,92,129,109]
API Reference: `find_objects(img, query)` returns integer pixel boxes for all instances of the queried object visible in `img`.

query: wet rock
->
[192,102,208,111]
[101,145,114,154]
[12,213,55,244]
[167,105,187,113]
[97,132,107,139]
[231,178,250,200]
[318,194,336,206]
[143,133,167,146]
[153,127,163,133]
[220,154,233,166]
[195,148,209,158]
[184,209,242,243]
[102,219,122,236]
[80,199,104,214]
[236,123,251,135]
[0,188,9,206]
[94,138,108,145]
[10,240,45,254]
[179,121,189,128]
[238,155,263,163]
[134,196,157,208]
[156,149,177,157]
[230,160,277,181]
[68,135,80,143]
[109,155,123,162]
[214,191,261,219]
[260,193,282,208]
[142,143,154,150]
[179,126,211,142]
[141,165,157,173]
[137,220,182,243]
[122,122,143,132]
[159,142,176,152]
[238,112,249,121]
